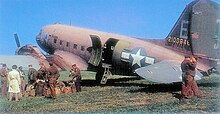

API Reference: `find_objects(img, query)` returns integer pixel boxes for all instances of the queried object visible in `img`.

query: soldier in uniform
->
[186,57,200,97]
[181,56,191,98]
[28,65,37,85]
[36,63,47,81]
[35,63,47,96]
[47,62,59,99]
[17,66,26,96]
[0,64,8,97]
[181,56,200,99]
[70,64,81,92]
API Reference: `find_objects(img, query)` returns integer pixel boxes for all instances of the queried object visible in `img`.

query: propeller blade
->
[14,33,21,47]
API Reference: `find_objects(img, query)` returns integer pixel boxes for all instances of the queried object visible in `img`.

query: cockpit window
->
[66,42,69,47]
[81,46,85,51]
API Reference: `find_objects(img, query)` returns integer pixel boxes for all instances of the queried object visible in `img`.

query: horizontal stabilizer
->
[135,61,203,83]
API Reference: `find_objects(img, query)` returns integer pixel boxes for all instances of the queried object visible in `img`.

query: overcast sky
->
[0,0,219,55]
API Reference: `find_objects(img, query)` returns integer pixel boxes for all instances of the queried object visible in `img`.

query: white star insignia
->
[131,49,145,67]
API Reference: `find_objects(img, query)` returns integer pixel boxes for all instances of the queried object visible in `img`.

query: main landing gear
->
[95,63,112,84]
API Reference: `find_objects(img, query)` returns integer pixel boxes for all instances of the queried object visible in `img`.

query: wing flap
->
[135,61,203,83]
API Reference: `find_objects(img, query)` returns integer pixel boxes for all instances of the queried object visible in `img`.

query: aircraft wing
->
[47,50,88,70]
[0,55,40,70]
[135,61,203,83]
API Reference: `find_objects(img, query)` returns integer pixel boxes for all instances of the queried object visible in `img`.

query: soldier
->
[181,56,191,98]
[8,65,21,101]
[35,63,47,96]
[181,56,200,99]
[0,64,8,97]
[186,56,200,97]
[28,64,37,85]
[36,63,47,81]
[17,66,26,96]
[70,64,81,92]
[47,62,59,99]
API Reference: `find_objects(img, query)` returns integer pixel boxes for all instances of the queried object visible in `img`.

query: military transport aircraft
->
[1,0,220,84]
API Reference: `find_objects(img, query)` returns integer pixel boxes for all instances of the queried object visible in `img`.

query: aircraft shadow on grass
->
[81,77,219,96]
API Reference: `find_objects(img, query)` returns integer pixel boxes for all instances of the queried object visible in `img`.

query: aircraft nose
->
[36,34,45,45]
[36,30,47,50]
[36,30,54,54]
[36,30,48,43]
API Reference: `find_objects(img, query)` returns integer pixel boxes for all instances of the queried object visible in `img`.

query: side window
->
[74,44,77,49]
[81,46,85,51]
[66,42,69,47]
[60,40,63,45]
[54,39,57,44]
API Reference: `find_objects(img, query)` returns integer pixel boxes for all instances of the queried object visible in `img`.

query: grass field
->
[0,71,219,113]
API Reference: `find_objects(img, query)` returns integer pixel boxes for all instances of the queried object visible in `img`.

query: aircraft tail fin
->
[166,0,220,60]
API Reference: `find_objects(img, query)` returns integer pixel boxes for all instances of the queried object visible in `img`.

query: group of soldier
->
[0,55,201,102]
[0,64,25,101]
[0,62,81,101]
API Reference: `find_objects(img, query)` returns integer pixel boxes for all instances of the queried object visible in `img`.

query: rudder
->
[166,0,220,60]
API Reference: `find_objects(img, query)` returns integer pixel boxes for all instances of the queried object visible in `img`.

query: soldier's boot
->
[9,92,13,101]
[15,93,19,101]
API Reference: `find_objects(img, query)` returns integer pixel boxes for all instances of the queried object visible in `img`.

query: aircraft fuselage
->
[36,24,214,74]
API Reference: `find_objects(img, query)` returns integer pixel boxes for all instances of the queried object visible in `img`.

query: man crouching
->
[47,62,60,99]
